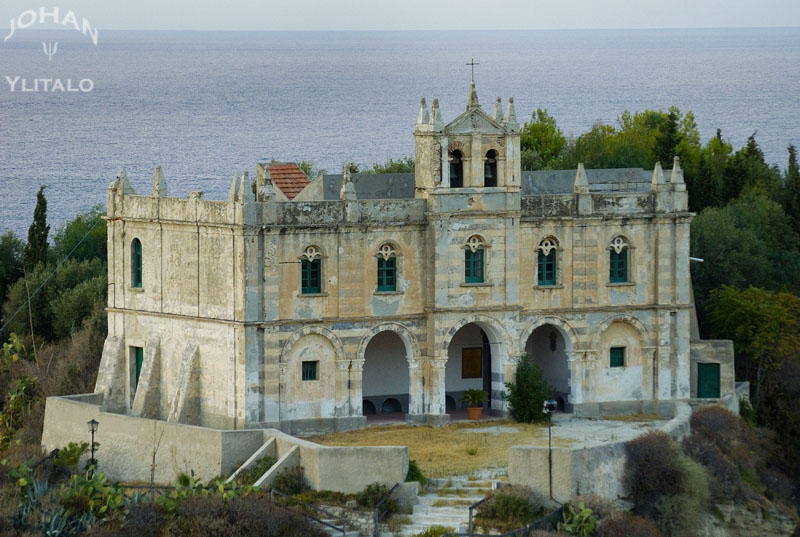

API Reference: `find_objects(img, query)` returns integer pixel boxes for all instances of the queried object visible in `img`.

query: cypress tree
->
[25,185,49,269]
[785,145,800,233]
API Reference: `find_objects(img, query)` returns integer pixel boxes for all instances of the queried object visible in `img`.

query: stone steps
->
[317,518,361,537]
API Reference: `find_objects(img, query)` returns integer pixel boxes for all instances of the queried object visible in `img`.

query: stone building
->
[93,83,734,433]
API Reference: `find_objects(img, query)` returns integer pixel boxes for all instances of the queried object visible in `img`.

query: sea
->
[1,28,799,238]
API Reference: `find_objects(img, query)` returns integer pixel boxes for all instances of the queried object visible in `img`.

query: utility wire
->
[0,217,104,335]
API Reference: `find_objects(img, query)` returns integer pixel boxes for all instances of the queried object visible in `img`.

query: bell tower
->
[414,83,521,198]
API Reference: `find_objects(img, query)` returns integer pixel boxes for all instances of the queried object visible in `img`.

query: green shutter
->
[132,239,143,288]
[697,363,721,398]
[538,250,556,285]
[377,256,397,292]
[301,258,321,294]
[610,248,628,283]
[610,347,625,367]
[465,248,484,283]
[134,347,144,388]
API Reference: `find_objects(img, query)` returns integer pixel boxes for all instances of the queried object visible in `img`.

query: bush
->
[597,512,662,537]
[739,397,756,425]
[355,482,396,512]
[412,525,453,537]
[475,485,547,532]
[681,433,740,500]
[558,501,596,536]
[570,495,616,520]
[406,459,428,486]
[270,466,307,495]
[624,431,685,516]
[235,455,277,486]
[504,356,553,423]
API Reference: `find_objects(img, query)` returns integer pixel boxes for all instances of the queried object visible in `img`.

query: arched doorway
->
[524,324,571,410]
[444,321,507,416]
[362,331,410,418]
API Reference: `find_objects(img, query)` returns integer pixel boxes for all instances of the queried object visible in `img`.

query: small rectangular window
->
[538,250,556,286]
[609,250,628,283]
[610,347,625,368]
[465,248,484,283]
[301,258,321,294]
[377,256,397,292]
[302,360,318,381]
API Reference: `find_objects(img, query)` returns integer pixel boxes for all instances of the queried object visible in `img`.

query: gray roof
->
[521,168,652,195]
[322,173,415,200]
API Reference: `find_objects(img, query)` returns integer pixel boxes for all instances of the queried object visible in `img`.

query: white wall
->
[362,331,409,396]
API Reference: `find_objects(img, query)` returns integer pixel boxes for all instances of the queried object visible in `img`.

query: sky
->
[0,0,799,31]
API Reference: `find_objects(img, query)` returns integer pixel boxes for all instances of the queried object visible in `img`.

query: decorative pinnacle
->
[417,98,430,124]
[467,82,480,110]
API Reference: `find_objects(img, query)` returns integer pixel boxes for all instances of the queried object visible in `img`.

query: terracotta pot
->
[467,406,483,420]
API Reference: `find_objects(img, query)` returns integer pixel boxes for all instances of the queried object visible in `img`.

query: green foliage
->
[504,356,553,423]
[0,375,37,450]
[61,469,125,516]
[53,442,90,473]
[362,156,415,174]
[411,525,454,537]
[462,388,487,407]
[520,109,566,170]
[688,129,732,212]
[270,466,308,495]
[25,185,50,269]
[234,455,277,486]
[343,160,360,175]
[690,193,800,333]
[405,459,428,486]
[51,206,106,264]
[739,397,756,425]
[558,501,597,536]
[297,160,325,179]
[784,145,800,233]
[623,431,685,517]
[0,231,24,308]
[354,482,396,511]
[1,333,31,366]
[721,133,782,204]
[475,485,547,532]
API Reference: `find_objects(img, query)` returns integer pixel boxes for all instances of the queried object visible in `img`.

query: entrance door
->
[697,363,720,398]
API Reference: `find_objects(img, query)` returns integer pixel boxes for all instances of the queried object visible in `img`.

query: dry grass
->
[307,420,560,477]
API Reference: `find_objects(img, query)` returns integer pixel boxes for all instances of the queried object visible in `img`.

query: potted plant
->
[463,389,487,420]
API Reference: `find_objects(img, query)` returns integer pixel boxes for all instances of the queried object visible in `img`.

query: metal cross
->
[466,58,479,82]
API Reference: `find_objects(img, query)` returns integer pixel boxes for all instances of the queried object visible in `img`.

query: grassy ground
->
[307,420,566,478]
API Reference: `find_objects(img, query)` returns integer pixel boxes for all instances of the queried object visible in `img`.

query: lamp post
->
[87,419,99,474]
[542,399,557,500]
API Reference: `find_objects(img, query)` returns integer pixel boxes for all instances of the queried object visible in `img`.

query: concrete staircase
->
[393,471,503,537]
[316,516,361,537]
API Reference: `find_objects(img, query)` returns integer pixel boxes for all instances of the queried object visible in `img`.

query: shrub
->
[570,495,616,520]
[739,397,756,425]
[505,356,553,423]
[235,455,277,486]
[558,501,596,536]
[624,431,685,516]
[681,433,740,500]
[653,457,710,537]
[355,482,396,512]
[412,525,454,537]
[475,485,547,532]
[597,512,662,537]
[406,459,428,486]
[270,466,307,495]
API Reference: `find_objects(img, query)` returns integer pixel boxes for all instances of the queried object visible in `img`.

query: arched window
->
[537,238,558,286]
[301,246,322,294]
[609,237,629,283]
[449,150,463,188]
[464,235,485,284]
[131,238,143,288]
[484,150,497,187]
[377,243,397,292]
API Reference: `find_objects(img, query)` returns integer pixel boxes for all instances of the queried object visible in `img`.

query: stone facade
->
[93,83,732,433]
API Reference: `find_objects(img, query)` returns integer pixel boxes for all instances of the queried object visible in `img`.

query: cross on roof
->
[466,58,479,82]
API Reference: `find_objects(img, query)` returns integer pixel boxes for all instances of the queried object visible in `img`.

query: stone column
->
[440,137,450,188]
[407,357,424,415]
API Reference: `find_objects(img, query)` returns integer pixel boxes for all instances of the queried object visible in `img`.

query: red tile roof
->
[269,163,310,200]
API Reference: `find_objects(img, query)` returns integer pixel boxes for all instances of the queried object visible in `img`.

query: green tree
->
[520,109,566,170]
[782,145,800,233]
[24,186,49,269]
[721,133,781,203]
[51,207,106,263]
[0,232,24,307]
[688,129,732,212]
[504,356,553,423]
[690,192,800,334]
[362,156,415,174]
